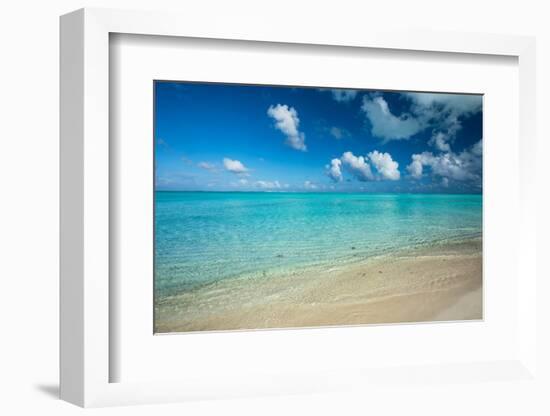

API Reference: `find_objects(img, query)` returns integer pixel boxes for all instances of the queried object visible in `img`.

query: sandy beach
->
[154,237,482,333]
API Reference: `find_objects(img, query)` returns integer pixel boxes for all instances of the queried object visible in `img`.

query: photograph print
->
[154,81,483,333]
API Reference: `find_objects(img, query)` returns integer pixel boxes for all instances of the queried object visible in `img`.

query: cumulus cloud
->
[341,151,374,182]
[407,139,482,183]
[405,92,482,151]
[254,180,281,189]
[360,92,482,146]
[223,158,249,174]
[407,156,424,178]
[267,104,307,151]
[331,89,358,102]
[361,95,422,140]
[327,150,401,183]
[326,158,343,182]
[367,151,400,180]
[428,131,451,152]
[471,140,483,156]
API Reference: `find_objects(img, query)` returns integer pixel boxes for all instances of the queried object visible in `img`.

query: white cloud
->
[331,89,358,102]
[407,139,482,182]
[223,158,249,174]
[367,151,400,180]
[254,180,281,189]
[267,104,307,151]
[229,178,253,188]
[197,161,217,171]
[471,140,483,156]
[404,92,482,116]
[361,95,422,140]
[428,131,451,152]
[326,158,343,182]
[360,92,481,146]
[341,151,374,181]
[328,150,401,182]
[405,92,482,151]
[304,180,318,190]
[407,157,424,178]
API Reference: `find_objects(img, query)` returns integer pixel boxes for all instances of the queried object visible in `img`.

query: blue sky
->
[155,81,482,193]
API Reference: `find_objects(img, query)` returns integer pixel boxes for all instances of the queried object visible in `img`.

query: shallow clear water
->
[155,192,482,297]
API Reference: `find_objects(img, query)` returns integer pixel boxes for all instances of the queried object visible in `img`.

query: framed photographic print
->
[60,8,538,408]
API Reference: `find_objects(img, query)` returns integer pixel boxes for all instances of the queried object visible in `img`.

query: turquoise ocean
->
[155,192,482,298]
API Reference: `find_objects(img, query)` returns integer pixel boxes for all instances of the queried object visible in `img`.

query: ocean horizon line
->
[155,189,483,196]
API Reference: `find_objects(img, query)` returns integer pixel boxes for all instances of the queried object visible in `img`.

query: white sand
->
[155,238,482,333]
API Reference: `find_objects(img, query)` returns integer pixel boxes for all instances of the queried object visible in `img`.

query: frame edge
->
[59,8,85,407]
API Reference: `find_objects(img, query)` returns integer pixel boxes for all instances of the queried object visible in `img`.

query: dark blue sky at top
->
[154,81,482,193]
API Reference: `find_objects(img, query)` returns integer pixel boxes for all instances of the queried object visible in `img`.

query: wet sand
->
[155,238,482,333]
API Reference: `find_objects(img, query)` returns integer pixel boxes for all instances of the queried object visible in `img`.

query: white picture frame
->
[60,7,538,407]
